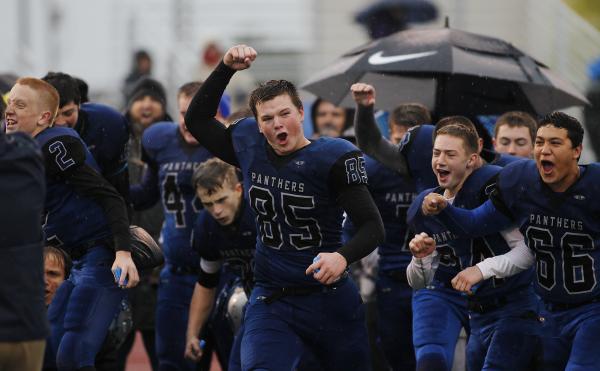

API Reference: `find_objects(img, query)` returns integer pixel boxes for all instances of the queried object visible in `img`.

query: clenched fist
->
[409,232,436,258]
[350,83,376,107]
[223,44,257,71]
[422,193,447,216]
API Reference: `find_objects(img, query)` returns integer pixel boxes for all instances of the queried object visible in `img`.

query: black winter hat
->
[127,77,167,108]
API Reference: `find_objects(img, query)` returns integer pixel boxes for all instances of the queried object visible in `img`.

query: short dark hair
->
[390,103,431,128]
[73,77,89,104]
[248,80,303,119]
[433,123,479,154]
[226,107,254,125]
[42,72,81,108]
[178,81,203,98]
[538,111,584,148]
[494,111,537,142]
[192,158,240,196]
[435,115,477,133]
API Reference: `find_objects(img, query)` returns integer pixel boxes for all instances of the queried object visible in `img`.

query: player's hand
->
[112,251,139,289]
[184,336,203,362]
[223,44,257,71]
[350,83,376,107]
[422,193,448,216]
[451,266,483,294]
[409,232,436,258]
[305,252,347,285]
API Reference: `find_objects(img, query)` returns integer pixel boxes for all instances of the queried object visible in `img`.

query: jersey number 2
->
[49,141,76,171]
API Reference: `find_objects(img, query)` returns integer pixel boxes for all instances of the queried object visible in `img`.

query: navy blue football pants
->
[48,246,124,370]
[376,273,415,371]
[228,323,244,371]
[466,288,542,371]
[155,266,197,371]
[412,281,469,371]
[240,278,369,371]
[540,301,600,371]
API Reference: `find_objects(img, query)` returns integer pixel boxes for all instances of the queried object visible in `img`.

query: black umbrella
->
[301,27,588,116]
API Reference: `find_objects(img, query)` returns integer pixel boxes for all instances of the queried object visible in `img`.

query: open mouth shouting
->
[275,132,288,145]
[436,168,451,183]
[540,160,555,176]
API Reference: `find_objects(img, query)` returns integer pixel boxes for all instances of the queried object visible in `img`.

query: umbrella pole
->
[435,76,447,121]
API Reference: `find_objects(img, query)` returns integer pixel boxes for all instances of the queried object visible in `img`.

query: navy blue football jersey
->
[35,127,112,252]
[408,165,533,299]
[492,160,600,304]
[76,103,129,178]
[344,155,417,272]
[130,122,213,266]
[494,153,524,166]
[230,118,368,288]
[192,202,257,293]
[398,125,437,192]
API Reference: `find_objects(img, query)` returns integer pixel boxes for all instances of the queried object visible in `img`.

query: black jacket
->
[0,132,48,341]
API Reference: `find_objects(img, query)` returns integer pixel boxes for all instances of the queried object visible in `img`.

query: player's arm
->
[104,167,130,206]
[43,136,138,287]
[307,152,385,285]
[185,257,222,362]
[185,45,257,166]
[421,192,513,238]
[350,83,410,176]
[479,228,535,279]
[406,232,439,289]
[129,147,160,210]
[451,228,535,293]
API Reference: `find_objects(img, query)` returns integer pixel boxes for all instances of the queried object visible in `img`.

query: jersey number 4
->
[163,173,186,228]
[249,186,322,250]
[526,227,596,294]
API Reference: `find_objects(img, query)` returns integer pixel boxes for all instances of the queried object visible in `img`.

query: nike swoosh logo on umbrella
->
[368,50,438,65]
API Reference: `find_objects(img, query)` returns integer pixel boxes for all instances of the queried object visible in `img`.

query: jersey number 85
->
[249,186,322,250]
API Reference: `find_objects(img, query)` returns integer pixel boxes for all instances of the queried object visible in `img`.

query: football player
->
[351,83,533,371]
[404,122,540,371]
[343,102,429,370]
[423,112,600,370]
[5,77,138,370]
[42,72,130,198]
[492,111,537,159]
[129,81,214,370]
[184,158,256,370]
[184,44,385,370]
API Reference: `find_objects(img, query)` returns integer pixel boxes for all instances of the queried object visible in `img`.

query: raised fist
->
[350,83,376,107]
[223,44,257,71]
